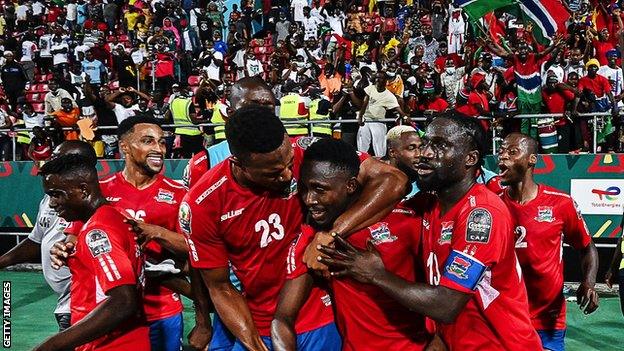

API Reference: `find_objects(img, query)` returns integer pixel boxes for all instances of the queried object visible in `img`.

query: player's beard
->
[138,158,161,177]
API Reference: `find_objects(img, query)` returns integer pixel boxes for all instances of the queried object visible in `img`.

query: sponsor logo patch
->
[86,229,112,257]
[465,208,492,243]
[369,222,397,245]
[535,206,555,222]
[439,221,453,244]
[296,136,320,150]
[178,202,192,235]
[220,208,245,222]
[155,188,176,204]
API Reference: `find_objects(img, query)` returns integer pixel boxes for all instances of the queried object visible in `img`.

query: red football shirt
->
[99,173,186,322]
[182,137,364,336]
[182,149,209,189]
[502,185,591,330]
[68,205,149,351]
[291,208,428,351]
[407,184,541,351]
[578,74,612,98]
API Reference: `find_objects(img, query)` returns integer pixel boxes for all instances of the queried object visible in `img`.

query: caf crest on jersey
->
[368,222,397,245]
[178,202,192,235]
[535,206,555,223]
[86,229,112,257]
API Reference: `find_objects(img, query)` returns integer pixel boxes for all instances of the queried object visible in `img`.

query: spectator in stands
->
[82,50,108,88]
[1,51,29,109]
[51,97,81,140]
[169,85,203,158]
[44,80,76,116]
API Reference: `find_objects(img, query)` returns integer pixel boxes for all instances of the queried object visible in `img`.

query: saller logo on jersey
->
[179,202,192,235]
[465,208,492,243]
[86,229,112,257]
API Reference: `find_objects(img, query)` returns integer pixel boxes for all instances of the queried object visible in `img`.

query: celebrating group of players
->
[10,76,600,351]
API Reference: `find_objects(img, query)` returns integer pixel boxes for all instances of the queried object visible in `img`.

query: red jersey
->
[407,184,541,351]
[592,40,615,66]
[182,137,365,336]
[68,205,149,351]
[578,74,612,98]
[182,149,209,189]
[99,173,186,322]
[501,185,591,330]
[291,209,428,351]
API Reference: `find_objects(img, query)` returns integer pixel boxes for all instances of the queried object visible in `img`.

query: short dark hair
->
[510,132,539,155]
[56,140,98,166]
[302,138,360,178]
[39,153,98,181]
[117,115,162,139]
[225,105,286,161]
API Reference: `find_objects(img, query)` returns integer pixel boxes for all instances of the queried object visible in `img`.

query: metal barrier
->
[0,112,612,161]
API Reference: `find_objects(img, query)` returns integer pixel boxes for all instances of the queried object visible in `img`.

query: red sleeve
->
[468,92,482,107]
[562,199,592,250]
[286,228,315,280]
[81,225,138,293]
[439,206,510,294]
[179,192,229,270]
[65,221,83,236]
[578,77,587,91]
[562,89,575,101]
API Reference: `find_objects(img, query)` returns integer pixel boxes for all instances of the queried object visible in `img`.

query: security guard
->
[308,87,333,137]
[170,86,203,158]
[279,83,309,136]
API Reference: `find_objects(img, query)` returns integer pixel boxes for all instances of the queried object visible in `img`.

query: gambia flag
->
[454,0,516,21]
[502,0,570,44]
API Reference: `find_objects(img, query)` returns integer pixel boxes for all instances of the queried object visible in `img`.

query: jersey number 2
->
[514,226,527,248]
[256,213,285,248]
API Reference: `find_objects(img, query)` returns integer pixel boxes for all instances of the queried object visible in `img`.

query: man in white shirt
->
[301,6,322,40]
[598,50,624,108]
[244,51,264,78]
[357,72,406,157]
[291,0,308,23]
[16,1,30,31]
[65,0,77,30]
[50,36,69,76]
[0,194,72,331]
[20,34,38,81]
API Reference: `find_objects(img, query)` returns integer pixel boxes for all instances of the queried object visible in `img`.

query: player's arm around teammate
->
[302,154,409,272]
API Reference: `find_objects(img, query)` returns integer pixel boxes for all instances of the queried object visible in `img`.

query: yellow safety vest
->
[212,102,226,141]
[279,94,308,136]
[172,97,201,136]
[15,120,30,144]
[309,98,332,136]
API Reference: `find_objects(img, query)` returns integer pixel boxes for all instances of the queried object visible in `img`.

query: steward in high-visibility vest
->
[309,98,332,137]
[279,93,308,136]
[212,101,227,141]
[171,95,201,136]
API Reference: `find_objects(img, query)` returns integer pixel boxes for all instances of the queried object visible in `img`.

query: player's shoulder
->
[186,160,231,205]
[460,184,511,219]
[540,184,572,200]
[84,205,130,238]
[99,172,119,187]
[157,174,186,192]
[402,191,437,215]
[190,149,209,166]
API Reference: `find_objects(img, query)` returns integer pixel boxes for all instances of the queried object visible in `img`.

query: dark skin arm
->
[606,235,623,288]
[271,274,314,351]
[201,267,268,351]
[319,235,471,324]
[303,157,408,271]
[576,242,600,314]
[0,238,40,268]
[125,219,189,258]
[33,285,139,351]
[188,266,214,351]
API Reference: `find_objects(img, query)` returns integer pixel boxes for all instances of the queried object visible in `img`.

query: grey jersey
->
[27,195,71,314]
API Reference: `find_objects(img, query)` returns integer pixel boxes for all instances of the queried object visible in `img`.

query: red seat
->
[36,84,49,92]
[32,103,44,113]
[27,84,38,92]
[34,75,45,83]
[187,75,201,86]
[117,34,129,42]
[107,35,116,42]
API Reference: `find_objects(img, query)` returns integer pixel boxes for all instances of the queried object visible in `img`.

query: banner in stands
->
[2,154,623,239]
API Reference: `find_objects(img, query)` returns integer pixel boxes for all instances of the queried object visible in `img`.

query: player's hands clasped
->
[303,231,334,273]
[317,233,386,284]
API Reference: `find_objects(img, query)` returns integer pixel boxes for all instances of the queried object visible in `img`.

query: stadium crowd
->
[1,0,624,162]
